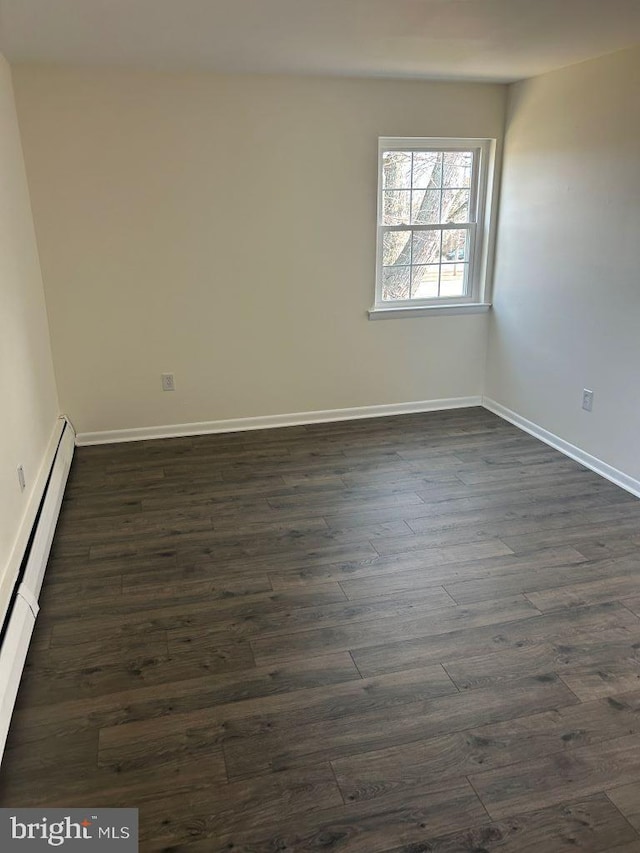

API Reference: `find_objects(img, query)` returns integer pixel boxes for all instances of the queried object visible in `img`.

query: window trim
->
[372,136,496,316]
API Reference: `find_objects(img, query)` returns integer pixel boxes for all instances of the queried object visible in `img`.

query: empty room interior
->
[2,0,640,849]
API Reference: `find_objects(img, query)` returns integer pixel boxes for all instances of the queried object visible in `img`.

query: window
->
[372,137,494,316]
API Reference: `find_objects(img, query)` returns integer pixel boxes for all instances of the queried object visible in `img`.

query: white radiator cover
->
[0,418,74,760]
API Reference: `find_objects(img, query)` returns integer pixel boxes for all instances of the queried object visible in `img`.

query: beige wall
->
[12,66,505,435]
[0,54,59,606]
[486,45,640,482]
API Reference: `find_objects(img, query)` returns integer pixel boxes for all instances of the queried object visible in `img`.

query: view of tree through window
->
[380,149,475,301]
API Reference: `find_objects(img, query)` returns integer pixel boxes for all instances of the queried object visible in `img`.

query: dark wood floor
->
[2,408,640,851]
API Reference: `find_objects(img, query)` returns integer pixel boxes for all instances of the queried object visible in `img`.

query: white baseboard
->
[20,423,75,602]
[0,419,75,762]
[75,396,483,446]
[71,396,640,499]
[0,597,35,759]
[0,417,66,629]
[483,397,640,500]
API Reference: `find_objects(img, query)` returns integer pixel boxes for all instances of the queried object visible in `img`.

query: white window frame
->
[371,137,495,319]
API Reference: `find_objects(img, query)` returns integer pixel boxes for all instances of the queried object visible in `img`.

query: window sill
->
[368,303,492,320]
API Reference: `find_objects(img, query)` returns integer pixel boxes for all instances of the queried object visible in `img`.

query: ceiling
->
[1,0,639,83]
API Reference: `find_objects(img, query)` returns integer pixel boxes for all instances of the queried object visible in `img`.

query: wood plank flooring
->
[2,407,640,851]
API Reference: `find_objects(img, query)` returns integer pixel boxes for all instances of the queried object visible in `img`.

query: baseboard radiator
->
[0,418,75,760]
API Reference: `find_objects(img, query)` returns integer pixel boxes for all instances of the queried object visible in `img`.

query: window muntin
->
[375,139,490,307]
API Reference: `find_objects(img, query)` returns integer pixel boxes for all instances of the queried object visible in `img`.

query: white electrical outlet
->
[17,465,26,492]
[161,373,176,392]
[582,389,594,412]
